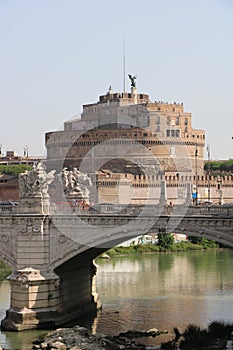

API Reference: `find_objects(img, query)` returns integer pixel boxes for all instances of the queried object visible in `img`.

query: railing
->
[185,205,233,216]
[0,205,13,214]
[83,204,233,217]
[1,202,233,217]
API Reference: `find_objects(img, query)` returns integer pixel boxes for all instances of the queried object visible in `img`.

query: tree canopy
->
[204,159,233,174]
[0,164,32,177]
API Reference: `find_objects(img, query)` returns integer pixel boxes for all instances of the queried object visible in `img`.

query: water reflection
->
[95,250,233,345]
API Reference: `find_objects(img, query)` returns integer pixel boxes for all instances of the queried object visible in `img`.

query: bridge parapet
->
[0,204,14,214]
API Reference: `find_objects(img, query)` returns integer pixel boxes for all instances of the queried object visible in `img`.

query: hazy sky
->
[0,0,233,160]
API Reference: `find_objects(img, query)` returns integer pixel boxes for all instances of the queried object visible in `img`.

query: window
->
[156,116,160,124]
[184,118,188,125]
[166,129,181,138]
[167,117,170,126]
[175,117,179,125]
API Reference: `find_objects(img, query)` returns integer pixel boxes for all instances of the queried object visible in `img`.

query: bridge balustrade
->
[0,204,13,214]
[2,203,233,217]
[186,205,233,216]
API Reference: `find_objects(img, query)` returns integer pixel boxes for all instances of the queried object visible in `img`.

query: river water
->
[1,250,233,349]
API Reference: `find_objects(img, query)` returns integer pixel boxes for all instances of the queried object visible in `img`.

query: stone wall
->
[96,172,233,205]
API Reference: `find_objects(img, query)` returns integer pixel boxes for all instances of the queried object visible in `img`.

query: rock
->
[31,325,170,349]
[51,341,67,350]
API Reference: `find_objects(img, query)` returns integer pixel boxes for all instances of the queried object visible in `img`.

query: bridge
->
[0,165,233,331]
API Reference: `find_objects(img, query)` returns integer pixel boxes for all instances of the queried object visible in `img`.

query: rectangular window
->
[176,117,179,125]
[171,130,176,137]
[167,117,170,126]
[184,118,188,125]
[166,129,170,137]
[176,130,180,137]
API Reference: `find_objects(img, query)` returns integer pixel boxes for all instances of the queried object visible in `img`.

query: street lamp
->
[206,144,211,204]
[195,146,198,205]
[24,145,29,158]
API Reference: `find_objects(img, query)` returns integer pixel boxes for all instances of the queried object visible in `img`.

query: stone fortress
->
[45,78,233,205]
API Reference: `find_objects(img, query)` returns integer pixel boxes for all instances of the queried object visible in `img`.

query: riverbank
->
[104,240,223,257]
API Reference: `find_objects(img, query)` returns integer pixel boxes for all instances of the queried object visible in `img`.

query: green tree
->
[157,233,174,249]
[0,164,32,177]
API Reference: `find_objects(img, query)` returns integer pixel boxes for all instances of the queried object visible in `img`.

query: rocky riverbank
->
[32,325,167,350]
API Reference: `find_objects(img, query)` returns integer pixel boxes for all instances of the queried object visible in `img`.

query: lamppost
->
[206,144,211,204]
[217,176,223,205]
[195,146,198,205]
[24,145,29,158]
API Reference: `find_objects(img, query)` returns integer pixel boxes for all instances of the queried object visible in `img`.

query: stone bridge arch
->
[1,207,233,331]
[173,217,233,248]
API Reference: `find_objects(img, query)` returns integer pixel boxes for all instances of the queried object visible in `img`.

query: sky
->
[0,0,233,160]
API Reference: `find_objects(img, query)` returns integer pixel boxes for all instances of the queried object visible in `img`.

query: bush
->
[0,260,11,281]
[188,236,219,249]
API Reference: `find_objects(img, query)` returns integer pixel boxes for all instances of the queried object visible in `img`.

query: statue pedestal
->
[131,87,137,104]
[15,195,51,215]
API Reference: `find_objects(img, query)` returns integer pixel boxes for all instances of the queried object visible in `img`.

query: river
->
[1,249,233,349]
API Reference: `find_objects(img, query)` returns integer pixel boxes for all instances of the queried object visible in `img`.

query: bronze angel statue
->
[128,74,137,88]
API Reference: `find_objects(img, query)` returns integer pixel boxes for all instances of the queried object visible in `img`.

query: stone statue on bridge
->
[17,163,55,214]
[60,167,92,202]
[18,163,55,198]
